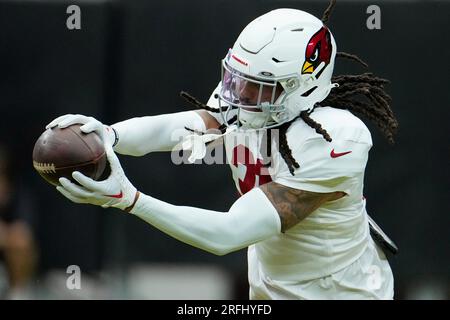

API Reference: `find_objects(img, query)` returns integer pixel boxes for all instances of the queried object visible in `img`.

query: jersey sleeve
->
[273,127,372,195]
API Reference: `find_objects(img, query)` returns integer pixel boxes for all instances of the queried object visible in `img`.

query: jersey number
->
[231,145,272,195]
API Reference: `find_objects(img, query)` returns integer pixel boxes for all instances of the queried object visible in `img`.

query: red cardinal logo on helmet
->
[302,26,333,79]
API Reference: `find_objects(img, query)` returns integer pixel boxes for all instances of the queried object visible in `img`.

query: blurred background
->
[0,0,448,299]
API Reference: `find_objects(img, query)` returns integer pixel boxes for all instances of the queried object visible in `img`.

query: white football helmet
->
[217,8,338,129]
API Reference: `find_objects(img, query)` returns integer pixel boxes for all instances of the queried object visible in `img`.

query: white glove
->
[46,114,116,147]
[56,143,138,211]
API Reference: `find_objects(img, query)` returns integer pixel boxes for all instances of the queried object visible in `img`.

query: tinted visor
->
[220,62,281,108]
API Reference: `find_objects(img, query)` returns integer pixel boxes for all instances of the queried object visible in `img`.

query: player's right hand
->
[46,114,116,146]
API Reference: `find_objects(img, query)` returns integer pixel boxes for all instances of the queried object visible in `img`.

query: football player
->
[49,3,399,299]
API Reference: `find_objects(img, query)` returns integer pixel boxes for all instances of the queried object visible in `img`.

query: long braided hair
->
[181,0,398,175]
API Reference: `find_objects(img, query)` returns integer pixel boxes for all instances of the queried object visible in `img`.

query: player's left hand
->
[46,114,116,147]
[56,143,137,211]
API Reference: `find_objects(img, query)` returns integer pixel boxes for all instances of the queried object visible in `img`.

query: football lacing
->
[33,161,56,174]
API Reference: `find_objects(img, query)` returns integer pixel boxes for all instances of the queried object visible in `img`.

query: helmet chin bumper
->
[238,109,271,129]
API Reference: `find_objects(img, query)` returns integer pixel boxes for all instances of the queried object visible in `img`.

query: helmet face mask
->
[216,8,337,130]
[218,60,294,129]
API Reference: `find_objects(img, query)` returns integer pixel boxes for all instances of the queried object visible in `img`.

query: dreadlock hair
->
[321,0,336,24]
[323,72,398,144]
[272,108,333,175]
[180,0,398,176]
[336,51,368,68]
[180,91,237,135]
[278,120,300,175]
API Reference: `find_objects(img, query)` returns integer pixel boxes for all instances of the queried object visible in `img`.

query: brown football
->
[32,124,109,186]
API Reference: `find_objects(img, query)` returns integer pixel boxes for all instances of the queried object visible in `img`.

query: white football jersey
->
[207,85,373,282]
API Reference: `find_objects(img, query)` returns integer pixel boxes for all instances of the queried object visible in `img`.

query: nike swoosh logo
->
[104,191,123,198]
[330,149,352,158]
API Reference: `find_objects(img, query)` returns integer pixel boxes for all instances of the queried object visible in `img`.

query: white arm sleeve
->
[129,188,281,256]
[111,111,206,156]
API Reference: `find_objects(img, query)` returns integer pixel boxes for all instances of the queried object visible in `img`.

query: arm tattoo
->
[260,182,344,232]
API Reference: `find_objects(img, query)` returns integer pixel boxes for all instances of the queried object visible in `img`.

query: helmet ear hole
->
[301,86,318,97]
